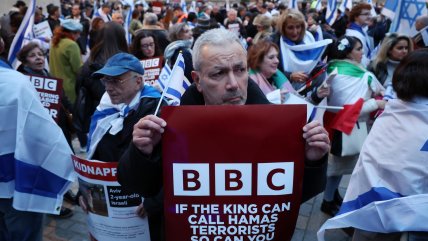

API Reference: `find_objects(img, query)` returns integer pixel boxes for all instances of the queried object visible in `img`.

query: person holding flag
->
[83,52,165,241]
[318,49,428,241]
[271,8,332,104]
[321,36,385,217]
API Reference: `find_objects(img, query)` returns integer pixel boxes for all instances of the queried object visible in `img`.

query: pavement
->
[43,140,352,241]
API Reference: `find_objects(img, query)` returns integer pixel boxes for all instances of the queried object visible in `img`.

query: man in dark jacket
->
[118,28,329,204]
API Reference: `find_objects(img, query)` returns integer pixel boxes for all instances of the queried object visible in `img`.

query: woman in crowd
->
[321,36,385,216]
[140,12,170,54]
[251,14,272,45]
[130,31,162,60]
[74,21,129,139]
[272,9,332,104]
[16,42,74,218]
[164,22,193,82]
[344,49,428,241]
[247,40,295,103]
[346,3,374,67]
[49,19,83,105]
[129,9,143,38]
[89,17,105,49]
[368,33,413,100]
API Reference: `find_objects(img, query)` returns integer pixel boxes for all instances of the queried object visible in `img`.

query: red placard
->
[161,105,306,241]
[27,74,63,123]
[140,56,163,85]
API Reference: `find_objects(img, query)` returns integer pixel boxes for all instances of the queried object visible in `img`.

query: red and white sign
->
[140,56,163,85]
[27,74,63,123]
[161,105,306,241]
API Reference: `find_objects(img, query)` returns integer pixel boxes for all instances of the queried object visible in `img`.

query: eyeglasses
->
[359,13,372,16]
[101,75,137,85]
[141,42,155,49]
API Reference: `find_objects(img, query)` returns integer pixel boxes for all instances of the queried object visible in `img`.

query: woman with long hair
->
[130,31,162,60]
[368,33,413,100]
[321,36,385,216]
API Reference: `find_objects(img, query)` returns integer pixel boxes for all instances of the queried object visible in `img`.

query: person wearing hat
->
[79,53,165,241]
[49,19,83,105]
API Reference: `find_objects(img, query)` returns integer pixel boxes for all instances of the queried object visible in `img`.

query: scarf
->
[87,85,161,159]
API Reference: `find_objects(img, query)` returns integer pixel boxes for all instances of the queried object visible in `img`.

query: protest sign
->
[26,74,63,122]
[33,21,53,39]
[140,57,163,85]
[161,105,306,241]
[71,155,151,241]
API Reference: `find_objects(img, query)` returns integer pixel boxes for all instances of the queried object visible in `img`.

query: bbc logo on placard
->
[173,162,294,196]
[30,76,57,91]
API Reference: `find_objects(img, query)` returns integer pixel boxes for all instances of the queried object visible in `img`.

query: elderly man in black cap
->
[80,52,164,241]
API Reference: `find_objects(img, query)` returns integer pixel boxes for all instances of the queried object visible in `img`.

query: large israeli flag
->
[162,53,191,105]
[318,98,428,241]
[382,0,427,36]
[288,0,298,9]
[8,0,36,68]
[0,64,76,214]
[325,0,338,26]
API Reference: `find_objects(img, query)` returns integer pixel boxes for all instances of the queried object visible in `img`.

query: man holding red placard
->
[118,29,330,241]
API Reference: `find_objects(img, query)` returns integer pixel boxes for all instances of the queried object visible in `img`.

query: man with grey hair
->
[118,28,330,205]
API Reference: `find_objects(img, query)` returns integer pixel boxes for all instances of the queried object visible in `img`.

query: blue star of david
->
[400,0,426,27]
[421,140,428,152]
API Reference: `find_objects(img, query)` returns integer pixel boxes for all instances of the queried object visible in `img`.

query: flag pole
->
[153,53,183,116]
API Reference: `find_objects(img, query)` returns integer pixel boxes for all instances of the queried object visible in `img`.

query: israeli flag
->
[326,0,338,26]
[188,1,197,13]
[123,0,134,44]
[338,0,352,12]
[288,0,298,9]
[318,98,428,241]
[382,0,428,37]
[8,0,36,69]
[162,53,191,105]
[181,0,188,14]
[156,63,172,91]
[280,31,332,74]
[0,66,75,214]
[314,0,322,11]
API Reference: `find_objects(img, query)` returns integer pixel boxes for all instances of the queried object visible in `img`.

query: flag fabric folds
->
[288,0,298,9]
[158,53,191,105]
[123,0,134,44]
[329,98,363,135]
[279,32,332,74]
[338,0,352,13]
[326,0,338,26]
[382,0,428,37]
[87,86,161,158]
[8,0,36,68]
[318,98,428,241]
[0,65,76,214]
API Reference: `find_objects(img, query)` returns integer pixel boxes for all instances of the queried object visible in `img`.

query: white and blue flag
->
[160,53,191,105]
[8,0,36,69]
[325,0,338,26]
[181,0,188,14]
[123,0,134,44]
[366,0,377,17]
[280,31,332,74]
[338,0,352,12]
[382,0,427,36]
[318,98,428,241]
[288,0,298,9]
[0,64,75,214]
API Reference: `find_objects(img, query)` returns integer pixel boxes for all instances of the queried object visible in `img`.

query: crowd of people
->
[1,0,427,240]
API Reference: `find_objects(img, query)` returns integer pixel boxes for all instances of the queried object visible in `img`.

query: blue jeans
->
[0,198,44,241]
